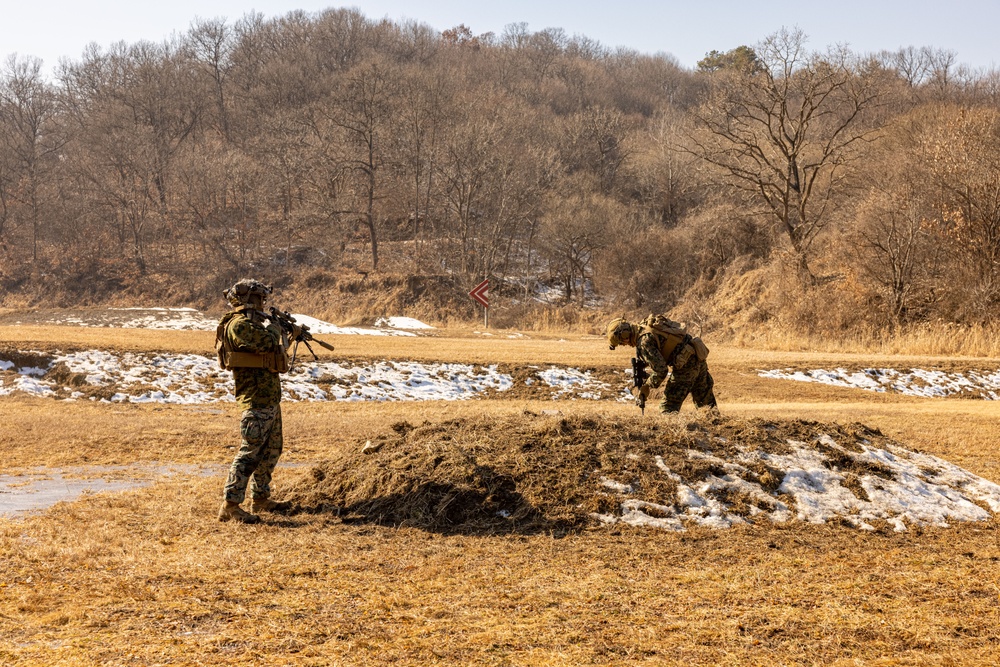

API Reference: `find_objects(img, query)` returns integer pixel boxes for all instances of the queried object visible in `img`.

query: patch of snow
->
[600,477,634,494]
[0,349,624,404]
[112,308,218,331]
[374,316,434,330]
[536,367,612,399]
[534,283,567,304]
[760,366,1000,399]
[595,432,1000,532]
[289,314,417,337]
[0,376,56,398]
[8,308,435,337]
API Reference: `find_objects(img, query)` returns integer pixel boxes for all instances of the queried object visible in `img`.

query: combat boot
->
[251,497,292,514]
[218,501,261,524]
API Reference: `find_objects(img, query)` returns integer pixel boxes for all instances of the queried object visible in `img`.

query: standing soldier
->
[215,279,300,523]
[606,315,718,414]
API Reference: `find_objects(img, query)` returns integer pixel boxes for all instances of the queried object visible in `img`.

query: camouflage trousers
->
[660,356,717,413]
[223,404,284,504]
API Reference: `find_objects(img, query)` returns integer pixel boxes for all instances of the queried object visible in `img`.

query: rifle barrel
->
[269,306,335,353]
[310,337,336,352]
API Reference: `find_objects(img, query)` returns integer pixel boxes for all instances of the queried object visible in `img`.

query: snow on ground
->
[286,314,418,337]
[0,349,617,404]
[0,308,614,402]
[593,433,1000,532]
[5,308,431,337]
[760,366,1000,399]
[475,330,531,339]
[374,316,435,330]
[14,307,221,331]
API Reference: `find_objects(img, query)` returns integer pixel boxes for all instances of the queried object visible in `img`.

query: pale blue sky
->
[3,0,998,78]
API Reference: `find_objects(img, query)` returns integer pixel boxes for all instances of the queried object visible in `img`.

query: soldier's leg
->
[690,362,718,409]
[223,405,279,504]
[659,357,699,413]
[250,405,284,502]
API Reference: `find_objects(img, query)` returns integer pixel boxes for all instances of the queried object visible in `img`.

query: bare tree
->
[852,184,938,324]
[923,105,1000,317]
[60,43,172,273]
[688,28,882,281]
[390,64,449,257]
[540,189,611,304]
[560,107,631,194]
[328,58,396,271]
[876,46,934,88]
[188,18,234,140]
[627,108,700,225]
[0,55,64,261]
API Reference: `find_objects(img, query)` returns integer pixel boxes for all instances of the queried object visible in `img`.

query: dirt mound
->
[280,413,1000,534]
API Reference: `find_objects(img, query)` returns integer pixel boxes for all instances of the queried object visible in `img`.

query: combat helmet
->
[605,317,637,350]
[224,279,272,309]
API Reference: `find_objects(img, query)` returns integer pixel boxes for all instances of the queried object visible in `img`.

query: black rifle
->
[631,356,649,414]
[268,307,335,365]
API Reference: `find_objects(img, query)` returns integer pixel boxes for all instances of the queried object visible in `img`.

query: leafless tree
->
[188,18,234,140]
[688,28,883,281]
[923,105,1000,318]
[540,189,612,304]
[852,184,938,324]
[0,55,64,260]
[310,57,398,272]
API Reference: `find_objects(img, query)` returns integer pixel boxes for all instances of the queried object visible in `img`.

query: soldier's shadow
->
[270,466,569,536]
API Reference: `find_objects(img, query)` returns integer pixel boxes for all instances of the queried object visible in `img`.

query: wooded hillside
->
[1,10,998,336]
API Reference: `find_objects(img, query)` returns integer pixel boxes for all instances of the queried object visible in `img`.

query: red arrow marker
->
[469,279,489,308]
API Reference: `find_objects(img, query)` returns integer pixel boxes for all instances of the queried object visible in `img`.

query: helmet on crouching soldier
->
[605,317,637,350]
[224,279,272,310]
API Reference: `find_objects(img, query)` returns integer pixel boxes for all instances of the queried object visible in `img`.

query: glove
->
[290,323,305,339]
[631,385,650,404]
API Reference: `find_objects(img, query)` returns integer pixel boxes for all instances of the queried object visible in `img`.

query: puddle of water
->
[0,464,221,517]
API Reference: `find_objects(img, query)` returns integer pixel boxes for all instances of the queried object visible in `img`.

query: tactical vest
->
[215,310,290,373]
[639,314,709,367]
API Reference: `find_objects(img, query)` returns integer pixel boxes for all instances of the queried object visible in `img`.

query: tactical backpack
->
[215,310,290,373]
[639,314,709,367]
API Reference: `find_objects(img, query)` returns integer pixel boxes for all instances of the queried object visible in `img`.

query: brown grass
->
[2,326,1000,665]
[728,320,1000,358]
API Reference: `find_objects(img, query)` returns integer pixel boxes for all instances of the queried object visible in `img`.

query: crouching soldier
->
[606,315,718,414]
[215,278,301,523]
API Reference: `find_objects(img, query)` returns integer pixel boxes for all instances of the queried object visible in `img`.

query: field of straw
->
[1,323,999,666]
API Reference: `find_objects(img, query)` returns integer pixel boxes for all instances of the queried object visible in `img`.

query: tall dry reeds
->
[725,321,1000,358]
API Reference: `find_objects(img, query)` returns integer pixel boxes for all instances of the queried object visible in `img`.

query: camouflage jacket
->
[636,332,671,389]
[223,309,283,410]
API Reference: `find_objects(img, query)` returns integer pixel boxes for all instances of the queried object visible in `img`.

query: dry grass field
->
[1,324,1000,665]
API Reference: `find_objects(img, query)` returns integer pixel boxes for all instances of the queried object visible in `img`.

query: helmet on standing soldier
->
[224,279,272,309]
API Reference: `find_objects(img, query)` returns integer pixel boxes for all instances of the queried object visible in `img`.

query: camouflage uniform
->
[221,308,286,505]
[636,330,717,413]
[606,316,718,414]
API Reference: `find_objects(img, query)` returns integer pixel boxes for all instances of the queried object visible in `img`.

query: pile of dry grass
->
[278,413,907,534]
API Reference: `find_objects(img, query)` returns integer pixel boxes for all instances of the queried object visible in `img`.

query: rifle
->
[631,356,649,414]
[268,307,335,366]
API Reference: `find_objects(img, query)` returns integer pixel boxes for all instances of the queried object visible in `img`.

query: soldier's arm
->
[229,317,281,353]
[638,334,670,388]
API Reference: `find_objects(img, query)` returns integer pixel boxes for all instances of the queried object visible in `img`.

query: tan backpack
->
[639,314,709,366]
